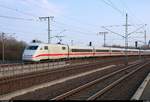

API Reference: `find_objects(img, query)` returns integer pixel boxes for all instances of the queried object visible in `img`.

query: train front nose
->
[22,45,39,61]
[22,50,35,61]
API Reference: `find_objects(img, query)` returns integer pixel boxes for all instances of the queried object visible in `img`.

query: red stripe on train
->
[33,52,124,58]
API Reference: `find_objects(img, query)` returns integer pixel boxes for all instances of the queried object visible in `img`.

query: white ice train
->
[22,43,150,61]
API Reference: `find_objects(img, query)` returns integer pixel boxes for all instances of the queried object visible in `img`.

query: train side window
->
[62,47,66,50]
[72,49,92,52]
[40,47,43,50]
[27,46,38,50]
[112,50,121,52]
[96,50,109,52]
[44,46,48,50]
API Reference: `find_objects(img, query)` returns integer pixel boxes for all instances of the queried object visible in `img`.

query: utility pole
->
[98,32,108,47]
[144,24,147,46]
[39,16,54,44]
[144,24,147,47]
[1,32,5,63]
[125,13,128,65]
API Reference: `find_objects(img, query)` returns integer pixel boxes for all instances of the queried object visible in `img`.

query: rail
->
[87,62,149,100]
[51,60,149,100]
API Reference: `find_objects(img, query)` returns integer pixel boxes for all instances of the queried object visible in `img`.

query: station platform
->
[131,73,150,100]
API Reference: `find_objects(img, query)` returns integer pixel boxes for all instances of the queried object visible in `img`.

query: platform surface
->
[131,73,150,100]
[140,79,150,100]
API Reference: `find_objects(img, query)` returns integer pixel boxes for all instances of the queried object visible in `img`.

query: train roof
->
[28,43,150,51]
[28,43,67,46]
[69,45,94,49]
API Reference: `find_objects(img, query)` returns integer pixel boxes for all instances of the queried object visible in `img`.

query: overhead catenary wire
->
[0,3,41,22]
[52,22,103,45]
[118,0,148,38]
[20,0,103,36]
[53,20,130,37]
[18,0,132,36]
[53,22,97,36]
[119,0,145,25]
[0,15,36,21]
[29,1,100,27]
[0,0,148,47]
[0,0,146,31]
[102,26,125,38]
[99,0,149,48]
[50,23,96,45]
[100,0,124,16]
[0,4,37,18]
[0,25,47,37]
[0,13,99,41]
[53,20,97,35]
[99,0,146,28]
[128,25,145,36]
[22,0,107,31]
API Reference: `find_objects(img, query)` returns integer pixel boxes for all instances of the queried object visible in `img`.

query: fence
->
[0,61,69,78]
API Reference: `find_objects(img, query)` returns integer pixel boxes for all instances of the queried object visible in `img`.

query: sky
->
[0,0,149,47]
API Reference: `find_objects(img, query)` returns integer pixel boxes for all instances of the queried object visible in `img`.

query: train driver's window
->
[44,46,48,50]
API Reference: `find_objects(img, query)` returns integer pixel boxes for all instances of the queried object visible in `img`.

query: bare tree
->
[0,33,27,62]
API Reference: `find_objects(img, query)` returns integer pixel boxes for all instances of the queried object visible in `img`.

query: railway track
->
[7,59,148,100]
[0,57,140,97]
[51,60,150,100]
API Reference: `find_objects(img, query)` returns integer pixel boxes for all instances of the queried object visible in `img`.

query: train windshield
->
[26,46,39,50]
